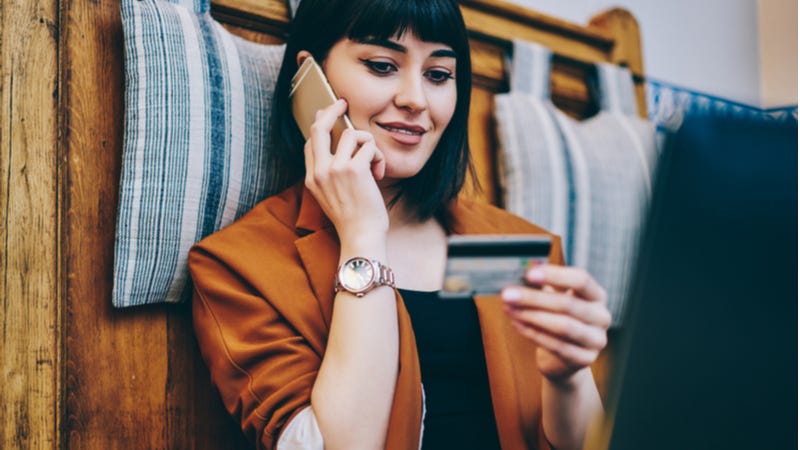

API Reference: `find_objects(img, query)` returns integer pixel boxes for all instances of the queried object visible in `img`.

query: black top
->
[400,288,502,450]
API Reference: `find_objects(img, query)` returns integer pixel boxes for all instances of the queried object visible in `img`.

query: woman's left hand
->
[501,265,611,383]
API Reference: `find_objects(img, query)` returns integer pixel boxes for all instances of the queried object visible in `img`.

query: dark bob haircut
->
[268,0,474,223]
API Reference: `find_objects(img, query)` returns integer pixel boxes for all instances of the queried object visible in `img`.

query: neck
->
[380,185,444,233]
[379,184,410,227]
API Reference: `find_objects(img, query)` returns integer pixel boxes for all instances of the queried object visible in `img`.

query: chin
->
[383,168,421,182]
[381,151,432,180]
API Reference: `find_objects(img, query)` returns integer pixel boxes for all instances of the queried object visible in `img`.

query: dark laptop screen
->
[599,115,797,450]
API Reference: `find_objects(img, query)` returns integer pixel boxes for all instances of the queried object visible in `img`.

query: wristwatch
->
[334,257,395,297]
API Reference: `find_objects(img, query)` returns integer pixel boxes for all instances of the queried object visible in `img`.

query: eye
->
[425,69,454,84]
[359,59,397,75]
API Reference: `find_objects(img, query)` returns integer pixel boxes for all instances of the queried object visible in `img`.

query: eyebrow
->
[356,37,457,59]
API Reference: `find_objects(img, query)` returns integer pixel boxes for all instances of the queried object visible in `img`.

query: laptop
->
[585,115,798,450]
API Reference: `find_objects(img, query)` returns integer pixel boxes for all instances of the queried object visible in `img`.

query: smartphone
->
[290,56,354,149]
[439,234,552,299]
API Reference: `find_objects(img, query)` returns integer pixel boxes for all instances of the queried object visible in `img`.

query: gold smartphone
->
[290,56,354,148]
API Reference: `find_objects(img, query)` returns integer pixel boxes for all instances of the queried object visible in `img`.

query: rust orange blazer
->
[188,183,564,450]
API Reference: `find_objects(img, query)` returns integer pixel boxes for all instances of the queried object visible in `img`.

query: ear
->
[296,50,313,67]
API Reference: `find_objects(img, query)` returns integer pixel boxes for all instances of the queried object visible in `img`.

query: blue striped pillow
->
[114,0,286,307]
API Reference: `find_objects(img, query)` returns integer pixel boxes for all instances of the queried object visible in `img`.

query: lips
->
[377,121,428,145]
[378,122,427,135]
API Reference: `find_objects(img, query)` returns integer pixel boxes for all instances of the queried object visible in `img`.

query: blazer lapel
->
[294,188,338,327]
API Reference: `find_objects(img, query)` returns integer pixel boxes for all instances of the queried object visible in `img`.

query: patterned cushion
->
[113,0,286,307]
[550,107,656,325]
[495,41,570,246]
[495,41,657,325]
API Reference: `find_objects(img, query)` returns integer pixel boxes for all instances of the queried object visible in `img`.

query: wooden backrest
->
[0,0,644,448]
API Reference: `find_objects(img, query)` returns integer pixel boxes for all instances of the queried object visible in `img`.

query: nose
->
[393,72,427,113]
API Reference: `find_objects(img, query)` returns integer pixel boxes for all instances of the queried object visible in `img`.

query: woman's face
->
[319,32,458,184]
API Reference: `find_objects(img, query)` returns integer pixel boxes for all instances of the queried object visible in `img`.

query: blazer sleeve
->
[189,246,321,450]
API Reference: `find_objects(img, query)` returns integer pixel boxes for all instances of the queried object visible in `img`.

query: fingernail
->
[526,268,545,283]
[502,288,521,303]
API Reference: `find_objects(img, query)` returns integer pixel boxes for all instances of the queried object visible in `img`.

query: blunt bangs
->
[346,0,467,56]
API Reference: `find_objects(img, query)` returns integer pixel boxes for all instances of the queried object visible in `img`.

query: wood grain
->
[218,22,286,46]
[60,0,255,447]
[61,0,172,447]
[0,0,61,447]
[63,0,155,446]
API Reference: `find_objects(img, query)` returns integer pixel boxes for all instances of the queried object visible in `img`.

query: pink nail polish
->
[526,268,544,283]
[502,288,521,303]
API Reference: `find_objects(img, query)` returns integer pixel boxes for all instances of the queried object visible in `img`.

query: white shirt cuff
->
[277,406,324,450]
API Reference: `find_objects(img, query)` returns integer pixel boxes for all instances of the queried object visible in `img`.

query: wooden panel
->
[212,0,289,27]
[0,0,61,447]
[461,0,613,46]
[62,0,169,446]
[219,22,286,45]
[61,0,253,447]
[460,4,613,66]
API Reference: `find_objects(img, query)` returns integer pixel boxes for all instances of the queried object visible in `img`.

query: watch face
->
[340,258,375,292]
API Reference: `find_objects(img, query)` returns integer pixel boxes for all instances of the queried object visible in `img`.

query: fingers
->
[509,319,600,368]
[508,308,607,349]
[500,265,612,373]
[308,98,349,162]
[524,265,607,303]
[305,100,385,189]
[333,129,375,165]
[349,138,386,181]
[501,286,612,329]
[305,98,383,177]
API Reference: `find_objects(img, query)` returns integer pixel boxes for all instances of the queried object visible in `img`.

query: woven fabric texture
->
[114,0,286,307]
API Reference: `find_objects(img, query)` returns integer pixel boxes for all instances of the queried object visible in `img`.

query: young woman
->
[188,1,611,449]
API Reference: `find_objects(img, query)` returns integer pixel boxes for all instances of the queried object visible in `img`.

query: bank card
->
[439,234,551,299]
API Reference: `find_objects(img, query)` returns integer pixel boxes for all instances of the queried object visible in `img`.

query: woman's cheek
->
[431,93,457,128]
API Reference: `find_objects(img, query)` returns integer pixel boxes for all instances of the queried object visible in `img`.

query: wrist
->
[543,366,594,392]
[334,218,388,244]
[339,234,388,262]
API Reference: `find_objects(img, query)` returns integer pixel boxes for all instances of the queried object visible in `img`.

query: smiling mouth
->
[378,123,426,136]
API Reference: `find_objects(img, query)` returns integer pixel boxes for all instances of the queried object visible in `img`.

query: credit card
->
[439,235,551,299]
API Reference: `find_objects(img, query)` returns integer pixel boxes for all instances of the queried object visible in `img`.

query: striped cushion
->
[495,41,657,325]
[113,0,286,307]
[550,108,656,326]
[495,41,571,254]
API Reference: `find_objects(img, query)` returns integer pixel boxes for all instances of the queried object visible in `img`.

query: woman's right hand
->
[303,98,388,245]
